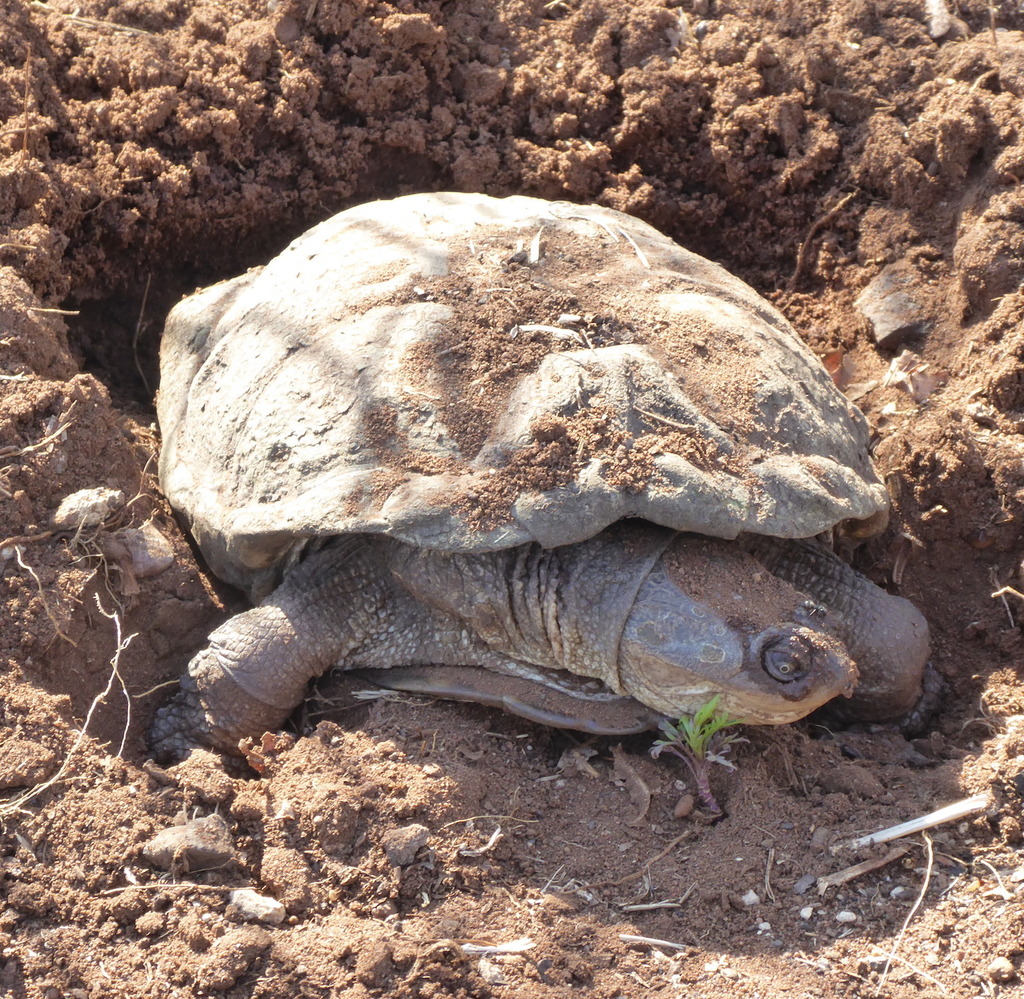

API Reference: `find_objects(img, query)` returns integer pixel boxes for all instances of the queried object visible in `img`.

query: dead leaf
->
[882,350,948,403]
[611,746,651,826]
[97,535,140,598]
[557,746,600,778]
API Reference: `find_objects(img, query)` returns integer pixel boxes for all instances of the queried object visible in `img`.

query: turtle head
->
[616,539,857,725]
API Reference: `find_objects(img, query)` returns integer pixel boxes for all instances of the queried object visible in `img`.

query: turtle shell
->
[158,192,887,600]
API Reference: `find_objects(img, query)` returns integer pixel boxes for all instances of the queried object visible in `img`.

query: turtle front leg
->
[150,539,388,760]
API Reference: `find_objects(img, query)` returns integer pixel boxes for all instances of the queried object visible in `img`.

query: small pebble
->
[228,888,286,925]
[478,956,506,985]
[673,794,695,820]
[987,956,1016,982]
[792,873,816,895]
[380,823,430,867]
[809,827,831,851]
[740,890,760,907]
[799,906,814,920]
[854,263,931,347]
[142,813,236,873]
[836,910,858,923]
[119,522,174,577]
[51,487,125,530]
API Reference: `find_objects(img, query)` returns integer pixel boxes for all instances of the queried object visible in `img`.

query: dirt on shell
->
[3,2,1024,998]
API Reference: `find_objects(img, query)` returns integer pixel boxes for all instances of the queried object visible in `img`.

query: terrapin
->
[150,193,928,759]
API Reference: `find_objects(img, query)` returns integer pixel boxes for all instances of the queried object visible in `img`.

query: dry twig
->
[29,1,155,35]
[0,599,136,818]
[817,845,911,892]
[787,191,858,292]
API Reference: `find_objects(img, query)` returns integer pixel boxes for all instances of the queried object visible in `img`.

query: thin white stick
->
[619,934,689,951]
[616,226,651,269]
[529,226,543,264]
[839,794,989,852]
[460,937,534,955]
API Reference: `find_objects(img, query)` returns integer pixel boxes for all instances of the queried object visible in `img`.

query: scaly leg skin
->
[149,538,392,760]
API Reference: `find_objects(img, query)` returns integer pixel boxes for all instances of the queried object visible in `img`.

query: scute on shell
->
[158,193,887,600]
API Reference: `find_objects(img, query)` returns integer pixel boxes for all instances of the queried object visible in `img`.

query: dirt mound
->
[2,2,1023,997]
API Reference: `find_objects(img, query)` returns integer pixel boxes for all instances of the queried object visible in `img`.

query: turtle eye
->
[761,635,812,683]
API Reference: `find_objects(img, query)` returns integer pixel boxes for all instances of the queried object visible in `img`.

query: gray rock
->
[854,264,931,347]
[51,487,125,530]
[142,813,236,872]
[120,522,174,577]
[380,823,430,866]
[227,888,286,925]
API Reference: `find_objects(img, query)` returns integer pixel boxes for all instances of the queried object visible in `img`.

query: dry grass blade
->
[838,794,990,851]
[579,831,689,891]
[15,545,75,645]
[619,933,690,952]
[0,409,75,461]
[616,226,650,268]
[0,598,136,818]
[875,834,936,994]
[611,745,651,825]
[29,1,155,36]
[132,272,153,395]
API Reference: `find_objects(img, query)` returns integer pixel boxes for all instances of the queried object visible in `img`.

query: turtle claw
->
[148,678,214,764]
[896,662,946,737]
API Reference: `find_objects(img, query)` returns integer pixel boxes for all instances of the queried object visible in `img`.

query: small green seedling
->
[650,696,747,817]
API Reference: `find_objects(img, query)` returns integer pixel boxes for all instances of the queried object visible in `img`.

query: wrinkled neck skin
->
[385,522,672,689]
[740,535,930,720]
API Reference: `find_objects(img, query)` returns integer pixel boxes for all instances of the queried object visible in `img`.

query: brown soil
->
[3,1,1024,997]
